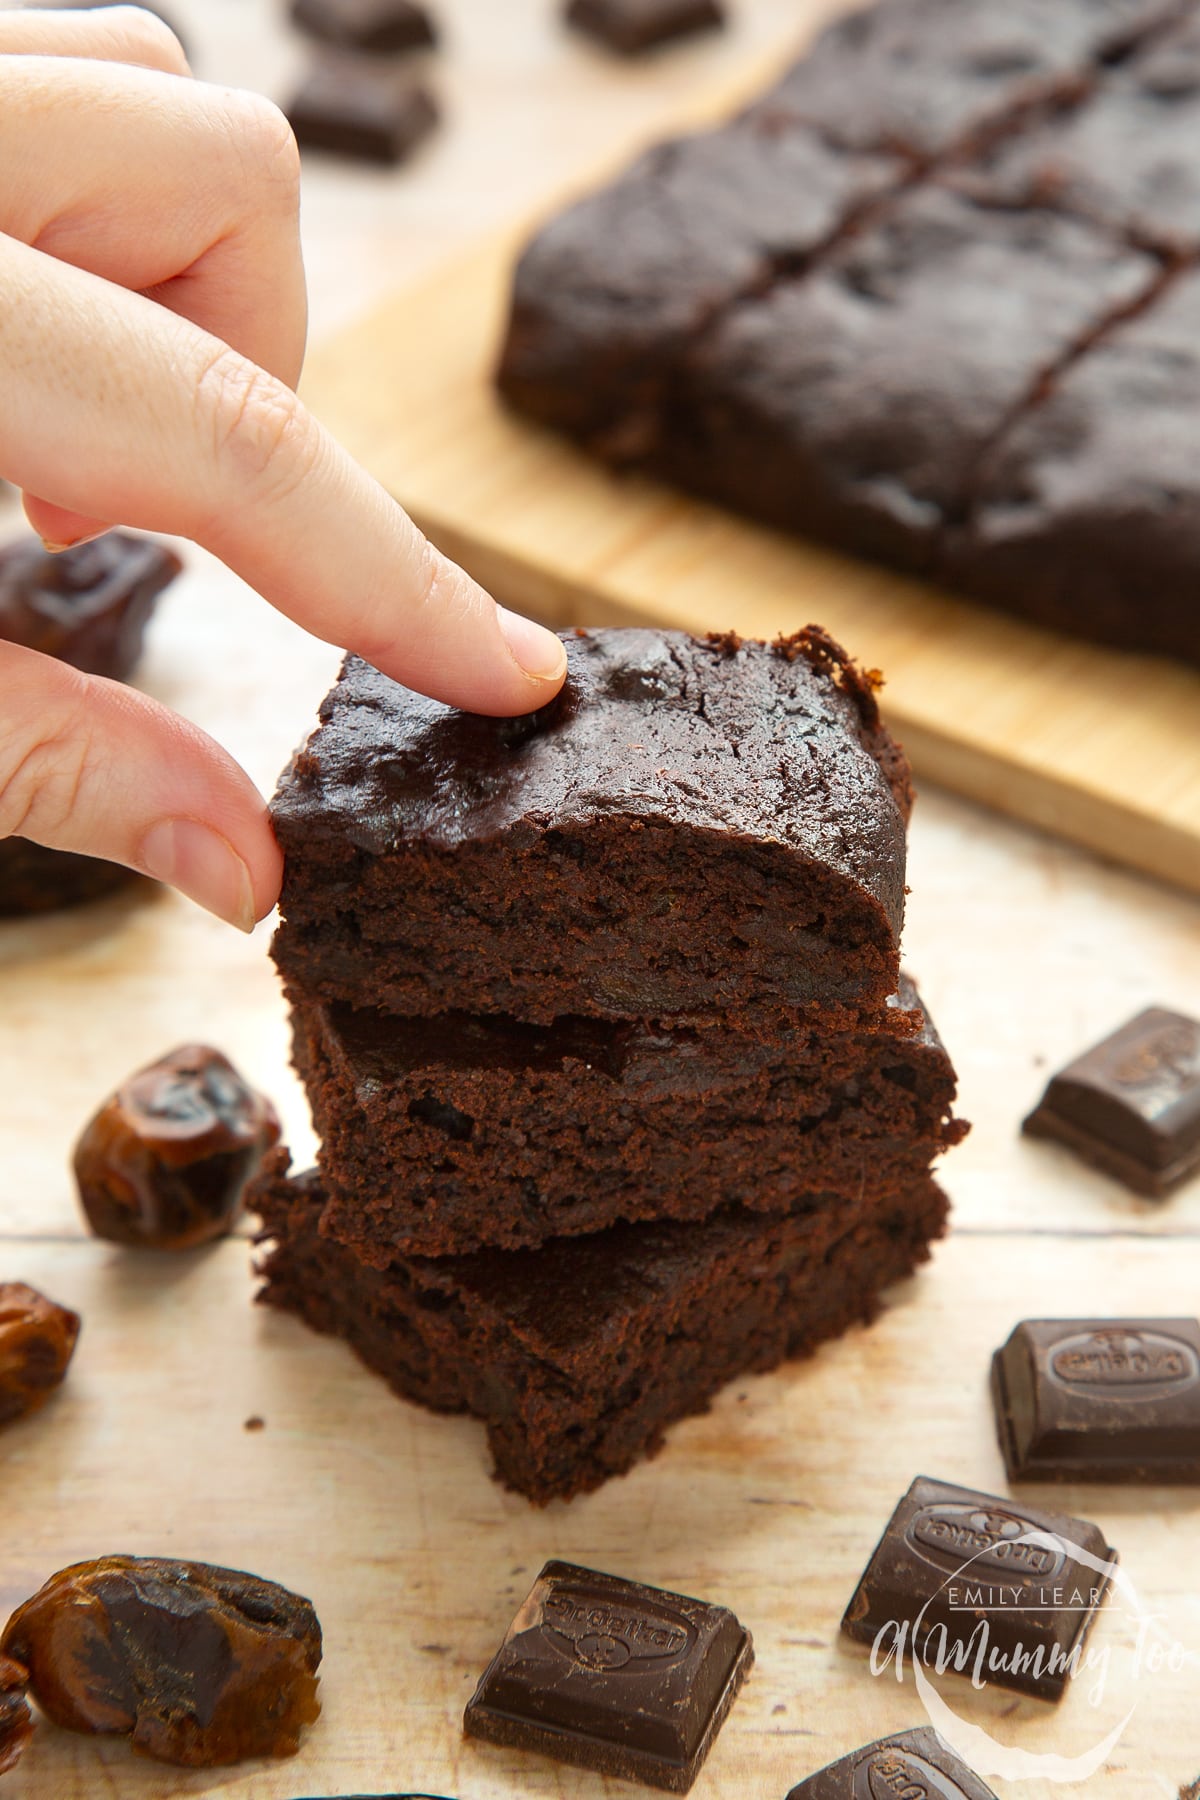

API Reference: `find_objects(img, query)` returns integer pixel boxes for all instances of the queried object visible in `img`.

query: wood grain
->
[301,225,1200,899]
[4,3,1200,1797]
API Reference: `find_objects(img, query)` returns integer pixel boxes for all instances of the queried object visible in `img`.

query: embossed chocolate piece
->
[286,56,438,164]
[290,0,437,52]
[1023,1006,1200,1196]
[993,1318,1200,1482]
[565,0,724,55]
[463,1559,752,1791]
[785,1725,999,1799]
[841,1476,1116,1702]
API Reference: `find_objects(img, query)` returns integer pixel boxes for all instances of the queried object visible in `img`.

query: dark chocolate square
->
[785,1725,999,1799]
[993,1318,1200,1483]
[1022,1007,1200,1196]
[289,0,437,54]
[286,57,439,165]
[841,1477,1116,1702]
[463,1559,753,1791]
[565,0,725,56]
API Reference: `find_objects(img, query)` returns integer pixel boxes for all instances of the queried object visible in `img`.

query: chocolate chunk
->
[785,1726,999,1799]
[290,0,437,52]
[0,1283,81,1428]
[286,56,439,164]
[565,0,725,55]
[841,1476,1116,1701]
[73,1045,281,1250]
[0,531,181,681]
[0,1655,32,1777]
[993,1318,1200,1482]
[1023,1006,1200,1196]
[0,1557,321,1767]
[464,1560,752,1792]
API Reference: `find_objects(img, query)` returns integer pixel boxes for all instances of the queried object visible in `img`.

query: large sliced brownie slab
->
[743,0,1185,162]
[944,269,1200,663]
[271,628,912,1025]
[253,1152,950,1503]
[290,977,964,1258]
[498,0,1200,667]
[656,189,1155,571]
[499,119,902,454]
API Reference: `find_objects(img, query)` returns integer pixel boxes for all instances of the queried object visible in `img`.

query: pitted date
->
[73,1046,281,1249]
[0,1654,32,1776]
[0,1556,322,1767]
[0,1282,81,1427]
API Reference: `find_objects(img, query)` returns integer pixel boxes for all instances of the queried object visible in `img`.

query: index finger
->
[0,232,567,713]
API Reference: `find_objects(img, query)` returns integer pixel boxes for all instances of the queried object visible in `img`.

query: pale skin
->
[0,5,568,929]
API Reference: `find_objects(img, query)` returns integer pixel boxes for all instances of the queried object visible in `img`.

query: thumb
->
[0,640,281,928]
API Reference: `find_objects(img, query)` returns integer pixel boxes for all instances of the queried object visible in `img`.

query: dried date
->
[0,1282,80,1427]
[1,1556,322,1766]
[73,1046,281,1250]
[0,1655,32,1776]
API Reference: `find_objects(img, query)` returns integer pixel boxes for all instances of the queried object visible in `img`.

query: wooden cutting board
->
[301,221,1200,900]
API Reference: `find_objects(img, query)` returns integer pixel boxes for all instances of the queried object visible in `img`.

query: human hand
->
[0,6,567,929]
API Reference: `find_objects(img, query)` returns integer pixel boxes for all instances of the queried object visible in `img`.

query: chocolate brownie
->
[743,0,1184,162]
[499,119,902,457]
[0,533,180,681]
[564,0,725,57]
[289,0,437,54]
[0,533,180,917]
[0,839,142,919]
[498,0,1200,666]
[955,10,1200,254]
[253,1151,950,1503]
[944,270,1200,662]
[271,628,913,1025]
[289,978,965,1258]
[286,57,439,166]
[653,189,1155,572]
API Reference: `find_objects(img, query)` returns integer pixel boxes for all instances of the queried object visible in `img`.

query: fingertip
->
[495,607,569,692]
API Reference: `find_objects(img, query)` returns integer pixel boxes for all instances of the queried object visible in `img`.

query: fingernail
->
[40,527,111,554]
[138,820,257,933]
[496,607,567,683]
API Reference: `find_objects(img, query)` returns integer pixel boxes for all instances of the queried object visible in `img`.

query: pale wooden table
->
[2,3,1200,1797]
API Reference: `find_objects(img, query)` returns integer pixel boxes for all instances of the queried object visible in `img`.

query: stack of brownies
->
[253,626,966,1502]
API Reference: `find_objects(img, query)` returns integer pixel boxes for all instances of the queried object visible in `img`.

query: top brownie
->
[271,627,912,1024]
